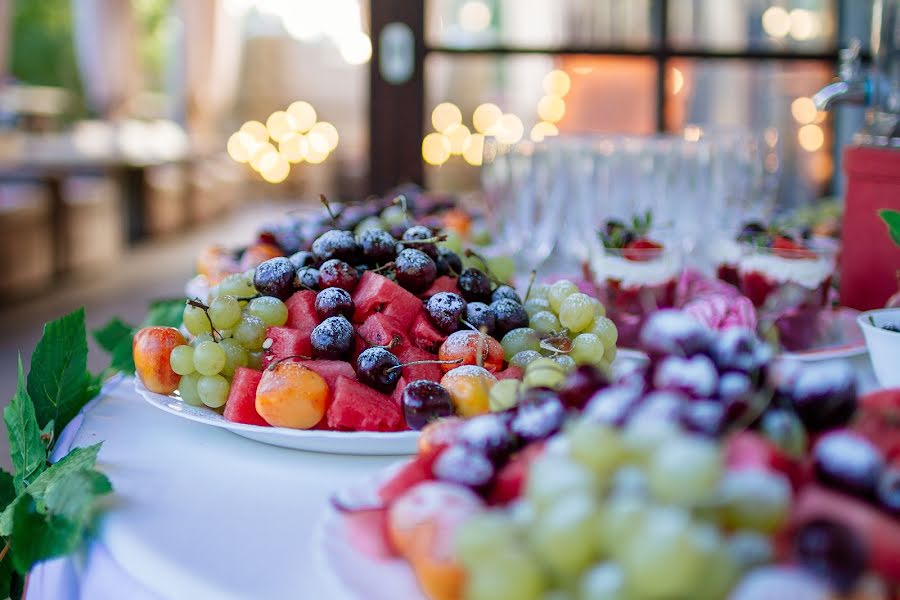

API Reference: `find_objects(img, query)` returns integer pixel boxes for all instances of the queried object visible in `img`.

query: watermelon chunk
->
[351,272,422,326]
[285,290,319,332]
[488,442,544,505]
[496,366,524,381]
[391,376,408,408]
[223,368,269,426]
[296,360,356,389]
[327,376,405,432]
[352,333,369,362]
[358,313,407,349]
[409,311,447,354]
[264,326,312,368]
[396,345,443,383]
[420,276,460,299]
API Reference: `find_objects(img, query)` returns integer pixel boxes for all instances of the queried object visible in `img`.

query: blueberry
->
[288,250,318,270]
[510,397,565,443]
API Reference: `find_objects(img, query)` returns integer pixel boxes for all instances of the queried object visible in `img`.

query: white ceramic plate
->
[779,307,867,362]
[134,379,420,455]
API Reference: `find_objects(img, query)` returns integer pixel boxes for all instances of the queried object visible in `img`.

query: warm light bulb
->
[445,123,471,155]
[310,122,339,151]
[472,103,502,134]
[798,124,824,152]
[537,95,566,123]
[279,133,309,163]
[762,6,790,38]
[261,153,290,183]
[422,132,451,165]
[462,133,485,166]
[791,97,817,125]
[227,131,254,163]
[542,70,571,97]
[458,1,491,32]
[431,102,462,134]
[287,101,317,133]
[529,121,559,142]
[240,120,269,143]
[306,146,329,164]
[495,114,523,145]
[266,111,298,142]
[250,143,278,172]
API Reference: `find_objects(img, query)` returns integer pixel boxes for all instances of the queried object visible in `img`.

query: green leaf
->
[5,356,46,494]
[43,469,111,526]
[92,317,133,353]
[0,469,16,511]
[26,308,89,435]
[142,298,185,329]
[879,209,900,247]
[9,493,81,574]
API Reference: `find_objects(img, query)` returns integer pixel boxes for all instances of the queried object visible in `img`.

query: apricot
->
[239,242,283,272]
[255,362,328,429]
[438,331,504,373]
[133,327,187,394]
[440,366,496,418]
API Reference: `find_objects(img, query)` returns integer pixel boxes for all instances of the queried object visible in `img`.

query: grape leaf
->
[879,209,900,247]
[26,308,89,434]
[95,298,184,376]
[9,493,81,574]
[142,298,185,329]
[0,469,16,511]
[92,318,132,353]
[43,469,111,526]
[5,356,46,494]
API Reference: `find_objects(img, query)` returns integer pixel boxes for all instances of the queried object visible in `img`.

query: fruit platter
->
[328,311,900,600]
[132,186,625,453]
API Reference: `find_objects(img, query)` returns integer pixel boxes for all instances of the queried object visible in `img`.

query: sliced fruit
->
[223,367,269,426]
[622,239,663,262]
[438,331,504,373]
[410,311,448,354]
[351,271,422,325]
[255,362,328,429]
[264,326,313,368]
[357,313,407,349]
[326,376,405,432]
[396,345,444,383]
[284,290,319,331]
[420,275,462,299]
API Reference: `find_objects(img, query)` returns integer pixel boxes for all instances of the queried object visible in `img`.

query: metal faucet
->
[813,40,870,110]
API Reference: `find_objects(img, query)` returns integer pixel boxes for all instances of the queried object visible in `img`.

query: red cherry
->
[622,239,663,262]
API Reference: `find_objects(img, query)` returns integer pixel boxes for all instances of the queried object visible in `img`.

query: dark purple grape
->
[288,250,318,270]
[394,249,437,293]
[253,257,296,300]
[679,400,726,437]
[793,518,867,593]
[457,414,520,463]
[653,355,718,398]
[400,225,439,259]
[463,302,495,335]
[357,228,397,265]
[510,397,565,443]
[310,316,355,359]
[425,292,466,334]
[639,310,713,357]
[717,371,753,403]
[457,268,492,303]
[813,430,884,498]
[356,347,401,392]
[712,327,772,374]
[557,365,609,410]
[402,381,454,430]
[294,267,320,290]
[311,229,360,263]
[491,285,521,304]
[584,384,642,428]
[431,444,495,491]
[876,466,900,514]
[318,259,359,292]
[786,362,857,433]
[491,299,529,337]
[435,247,462,277]
[315,287,354,320]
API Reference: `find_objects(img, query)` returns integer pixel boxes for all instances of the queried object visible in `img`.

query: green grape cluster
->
[170,272,288,410]
[455,420,789,600]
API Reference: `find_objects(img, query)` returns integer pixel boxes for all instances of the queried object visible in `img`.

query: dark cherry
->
[252,257,295,300]
[491,285,521,304]
[402,380,454,430]
[431,444,495,492]
[787,362,857,433]
[712,327,772,374]
[310,316,355,359]
[557,365,609,410]
[294,267,320,290]
[457,268,492,303]
[394,248,437,293]
[356,347,402,392]
[288,250,318,270]
[425,292,467,334]
[812,430,884,498]
[357,228,397,265]
[679,400,726,437]
[584,384,641,428]
[318,259,359,292]
[490,299,529,337]
[717,371,753,403]
[457,413,520,464]
[639,310,713,358]
[311,229,360,263]
[400,225,438,259]
[435,247,462,277]
[793,518,867,593]
[510,396,565,443]
[652,354,718,398]
[464,302,495,335]
[314,287,354,320]
[876,466,900,514]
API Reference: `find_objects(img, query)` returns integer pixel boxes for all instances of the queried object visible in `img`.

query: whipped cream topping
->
[592,252,682,288]
[737,253,832,289]
[711,238,744,265]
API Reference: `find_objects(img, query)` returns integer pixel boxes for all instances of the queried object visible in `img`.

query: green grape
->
[603,345,617,363]
[510,350,542,368]
[486,255,515,283]
[178,373,203,406]
[528,492,599,579]
[208,295,242,330]
[234,314,267,350]
[718,469,791,534]
[527,283,551,301]
[489,379,521,412]
[526,456,596,509]
[559,293,596,332]
[248,296,289,327]
[219,338,249,377]
[523,358,566,389]
[455,512,520,567]
[470,226,491,246]
[589,317,618,350]
[578,563,626,600]
[548,280,579,313]
[197,374,230,408]
[530,310,561,335]
[193,341,226,376]
[500,327,541,361]
[587,296,606,318]
[380,205,407,228]
[439,229,464,254]
[647,435,722,506]
[191,332,214,347]
[596,494,648,558]
[691,525,739,600]
[523,297,551,317]
[247,351,264,371]
[570,333,605,365]
[620,506,704,600]
[552,354,576,372]
[216,273,256,299]
[622,416,680,463]
[184,304,212,335]
[569,421,626,479]
[169,345,196,376]
[354,217,384,234]
[465,549,546,600]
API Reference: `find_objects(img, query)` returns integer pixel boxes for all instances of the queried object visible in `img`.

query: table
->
[26,354,881,600]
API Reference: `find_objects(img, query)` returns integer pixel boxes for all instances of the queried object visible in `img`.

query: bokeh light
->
[495,114,524,145]
[431,102,463,133]
[287,101,317,133]
[670,67,684,95]
[240,120,269,143]
[537,95,566,123]
[798,124,824,152]
[472,103,502,135]
[279,133,309,163]
[339,32,372,65]
[260,153,290,183]
[458,0,491,32]
[789,9,819,41]
[249,142,278,171]
[422,132,452,165]
[542,70,571,97]
[530,121,559,142]
[311,121,339,151]
[791,97,817,124]
[462,133,485,166]
[227,131,255,163]
[445,123,471,155]
[762,6,790,38]
[266,111,298,142]
[306,146,330,164]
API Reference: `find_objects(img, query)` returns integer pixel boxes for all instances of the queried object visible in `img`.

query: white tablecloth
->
[26,355,880,599]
